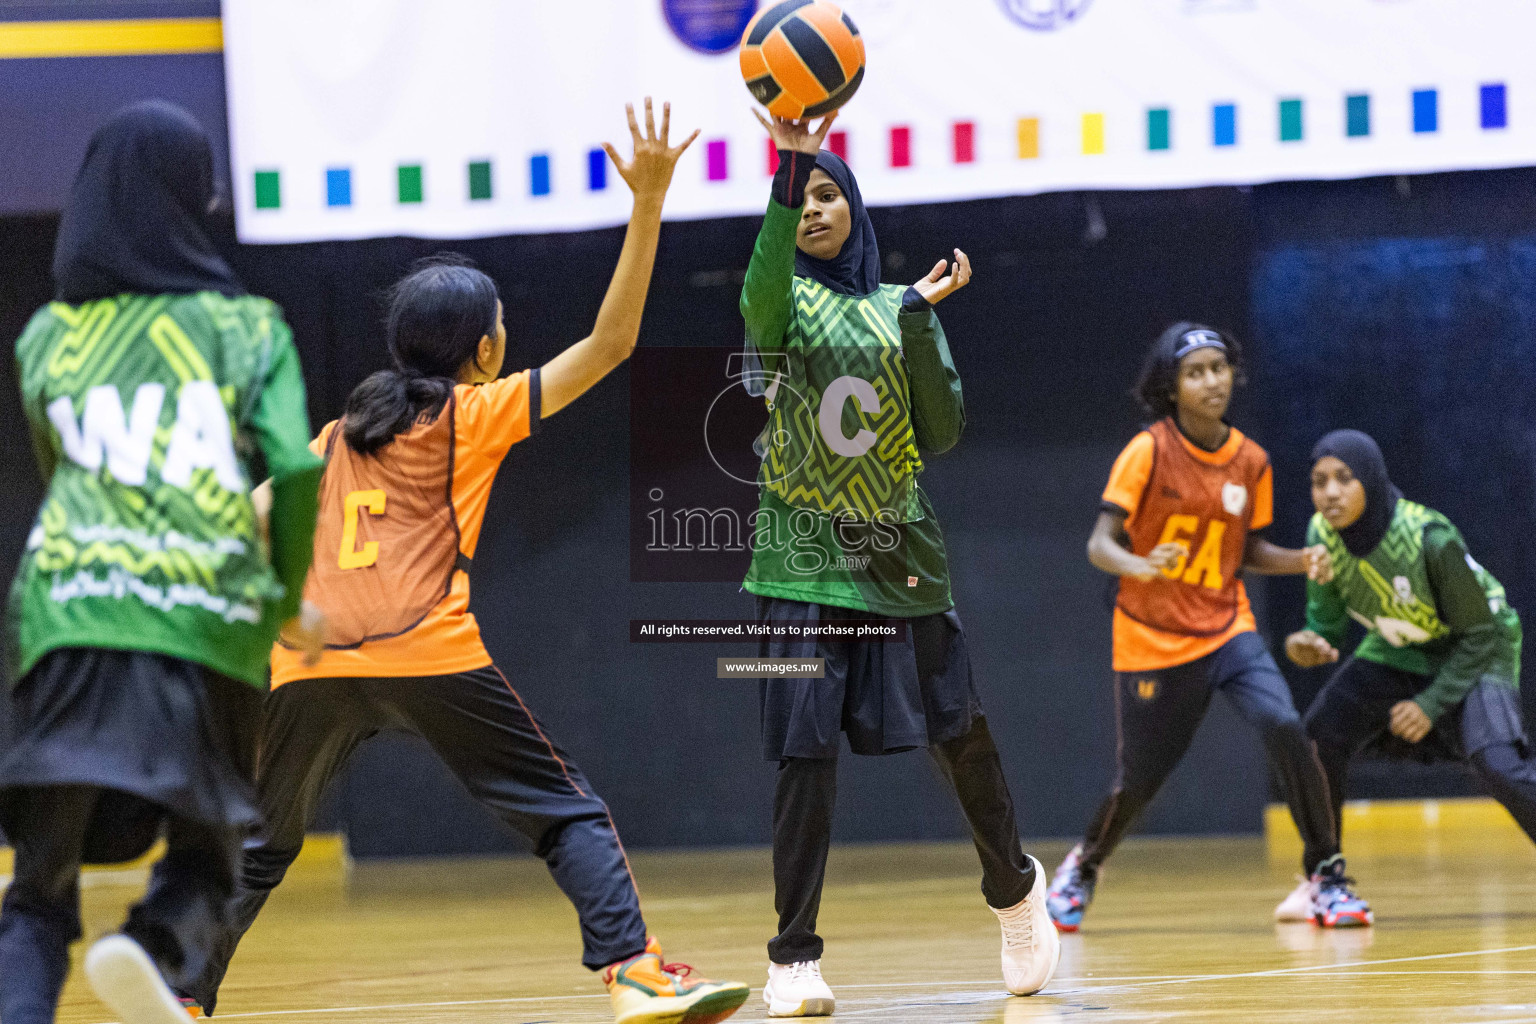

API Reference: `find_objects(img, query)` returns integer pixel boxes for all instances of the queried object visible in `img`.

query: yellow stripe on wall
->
[0,18,223,59]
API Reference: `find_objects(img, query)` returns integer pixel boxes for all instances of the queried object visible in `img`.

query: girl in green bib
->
[1287,430,1536,847]
[740,112,1057,1017]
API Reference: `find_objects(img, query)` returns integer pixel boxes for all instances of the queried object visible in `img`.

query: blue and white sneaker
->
[1045,843,1096,932]
[1312,855,1373,928]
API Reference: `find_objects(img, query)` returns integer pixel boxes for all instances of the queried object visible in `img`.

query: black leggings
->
[1305,657,1536,844]
[0,786,241,1024]
[1078,631,1339,876]
[186,666,647,1011]
[769,716,1036,965]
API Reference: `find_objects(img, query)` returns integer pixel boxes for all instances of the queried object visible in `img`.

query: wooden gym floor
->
[50,828,1536,1024]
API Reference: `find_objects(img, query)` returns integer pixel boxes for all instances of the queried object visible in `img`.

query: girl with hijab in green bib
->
[738,112,1057,1017]
[1288,430,1536,859]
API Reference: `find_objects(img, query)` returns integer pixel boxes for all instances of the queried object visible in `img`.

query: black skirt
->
[0,647,262,863]
[756,596,983,760]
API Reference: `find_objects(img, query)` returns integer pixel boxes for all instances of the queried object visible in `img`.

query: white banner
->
[223,0,1536,243]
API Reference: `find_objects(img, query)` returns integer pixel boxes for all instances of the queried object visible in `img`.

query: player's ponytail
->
[343,255,501,455]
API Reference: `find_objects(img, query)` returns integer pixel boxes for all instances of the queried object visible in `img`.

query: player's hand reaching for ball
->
[753,109,838,155]
[913,250,973,305]
[603,98,699,207]
[1285,629,1340,669]
[1389,700,1433,743]
[1132,542,1188,581]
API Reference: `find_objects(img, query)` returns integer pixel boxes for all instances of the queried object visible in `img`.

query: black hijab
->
[794,151,880,297]
[53,100,243,303]
[1311,429,1402,557]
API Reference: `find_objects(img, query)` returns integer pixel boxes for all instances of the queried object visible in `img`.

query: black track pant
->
[1304,658,1536,844]
[1078,631,1338,876]
[0,786,241,1024]
[769,716,1036,965]
[186,666,647,1010]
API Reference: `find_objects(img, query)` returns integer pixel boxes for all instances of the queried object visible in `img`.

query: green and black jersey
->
[8,292,322,688]
[739,198,963,617]
[1307,499,1521,721]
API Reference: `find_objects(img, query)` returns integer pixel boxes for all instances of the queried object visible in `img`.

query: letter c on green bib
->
[819,375,879,458]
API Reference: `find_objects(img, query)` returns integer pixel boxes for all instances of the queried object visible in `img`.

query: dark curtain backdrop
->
[3,167,1533,857]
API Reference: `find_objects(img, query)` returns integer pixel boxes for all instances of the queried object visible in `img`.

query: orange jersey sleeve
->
[310,420,337,457]
[1102,432,1156,519]
[457,369,536,463]
[1251,462,1274,531]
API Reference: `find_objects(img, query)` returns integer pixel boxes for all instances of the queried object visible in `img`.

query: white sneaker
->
[993,855,1062,996]
[84,935,192,1024]
[1274,876,1316,922]
[764,959,835,1017]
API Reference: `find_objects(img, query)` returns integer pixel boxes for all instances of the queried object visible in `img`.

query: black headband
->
[1173,328,1227,360]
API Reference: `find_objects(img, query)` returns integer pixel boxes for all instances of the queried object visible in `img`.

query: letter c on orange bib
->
[338,489,386,570]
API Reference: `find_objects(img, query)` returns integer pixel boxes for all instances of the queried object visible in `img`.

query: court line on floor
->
[90,943,1536,1023]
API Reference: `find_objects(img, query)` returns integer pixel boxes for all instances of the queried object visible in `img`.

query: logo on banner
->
[662,0,760,54]
[996,0,1093,31]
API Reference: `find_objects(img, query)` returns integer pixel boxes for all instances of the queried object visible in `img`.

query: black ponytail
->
[343,254,501,455]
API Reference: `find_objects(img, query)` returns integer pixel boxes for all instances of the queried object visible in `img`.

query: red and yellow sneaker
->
[602,937,750,1024]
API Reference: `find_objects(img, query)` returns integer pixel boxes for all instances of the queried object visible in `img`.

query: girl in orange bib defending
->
[1045,323,1371,931]
[185,101,750,1024]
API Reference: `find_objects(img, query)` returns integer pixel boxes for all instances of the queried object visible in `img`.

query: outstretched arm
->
[1244,535,1332,579]
[539,99,698,419]
[740,112,837,354]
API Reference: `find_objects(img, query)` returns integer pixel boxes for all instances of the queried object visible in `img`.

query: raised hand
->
[752,109,838,155]
[1284,629,1340,669]
[912,249,973,305]
[602,98,700,205]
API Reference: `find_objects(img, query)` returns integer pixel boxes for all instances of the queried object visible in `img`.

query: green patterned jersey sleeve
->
[1304,517,1350,648]
[740,199,800,354]
[1415,523,1502,721]
[249,317,322,620]
[16,310,58,482]
[900,302,964,453]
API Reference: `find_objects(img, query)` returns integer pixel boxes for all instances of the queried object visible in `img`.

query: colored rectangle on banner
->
[530,154,551,196]
[1147,108,1170,151]
[1346,94,1371,137]
[1212,104,1236,146]
[325,168,351,208]
[953,121,975,163]
[588,149,608,190]
[890,126,911,167]
[1081,113,1104,155]
[398,165,423,204]
[1482,83,1508,129]
[1413,89,1438,133]
[468,161,492,201]
[766,138,779,174]
[827,130,848,160]
[253,170,280,210]
[706,139,728,181]
[1017,118,1039,159]
[1279,98,1303,142]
